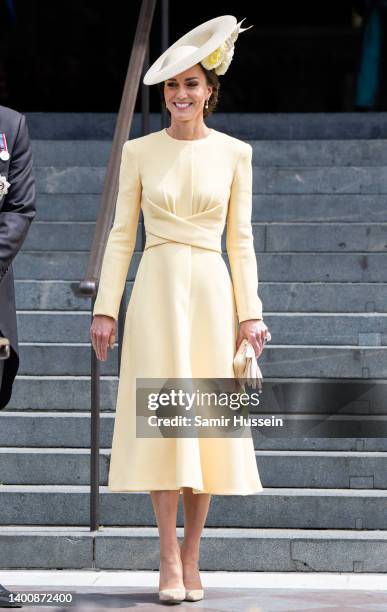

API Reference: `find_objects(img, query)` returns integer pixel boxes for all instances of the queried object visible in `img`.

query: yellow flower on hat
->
[201,43,227,71]
[214,47,235,75]
[200,18,253,76]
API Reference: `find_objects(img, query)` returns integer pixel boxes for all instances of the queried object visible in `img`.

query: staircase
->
[0,112,386,571]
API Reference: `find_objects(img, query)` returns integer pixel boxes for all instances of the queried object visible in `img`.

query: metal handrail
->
[79,0,156,296]
[73,0,163,531]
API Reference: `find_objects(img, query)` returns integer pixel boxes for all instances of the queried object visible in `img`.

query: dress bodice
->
[93,128,263,323]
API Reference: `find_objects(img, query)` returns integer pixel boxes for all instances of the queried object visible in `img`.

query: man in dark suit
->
[0,105,36,607]
[0,105,35,409]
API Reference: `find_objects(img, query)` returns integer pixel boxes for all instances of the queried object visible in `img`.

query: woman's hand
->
[236,318,270,358]
[91,314,116,361]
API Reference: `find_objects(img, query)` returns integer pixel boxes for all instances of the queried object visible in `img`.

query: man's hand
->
[90,314,116,361]
[236,319,270,358]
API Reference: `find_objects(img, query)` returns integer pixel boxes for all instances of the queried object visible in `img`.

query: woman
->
[91,15,270,604]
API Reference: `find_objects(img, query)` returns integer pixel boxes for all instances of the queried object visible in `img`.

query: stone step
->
[12,252,387,281]
[34,193,387,223]
[0,486,385,529]
[31,140,111,166]
[263,223,387,252]
[253,194,387,223]
[11,344,387,377]
[250,140,387,166]
[13,311,387,345]
[13,251,142,280]
[14,280,99,311]
[36,194,100,221]
[34,167,104,194]
[1,525,385,571]
[23,222,95,251]
[1,448,386,488]
[13,280,387,313]
[252,167,387,194]
[0,412,116,445]
[21,221,387,253]
[30,138,387,167]
[4,379,118,411]
[2,411,386,450]
[25,111,387,140]
[33,165,387,194]
[14,344,120,376]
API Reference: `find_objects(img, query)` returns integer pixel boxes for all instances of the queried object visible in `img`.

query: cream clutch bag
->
[233,332,271,392]
[0,337,10,360]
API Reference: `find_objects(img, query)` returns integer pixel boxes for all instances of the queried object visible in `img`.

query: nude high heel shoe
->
[179,545,204,602]
[158,561,185,604]
[184,588,204,601]
[158,587,186,603]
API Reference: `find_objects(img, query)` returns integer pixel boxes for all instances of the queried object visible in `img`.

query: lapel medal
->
[0,133,10,161]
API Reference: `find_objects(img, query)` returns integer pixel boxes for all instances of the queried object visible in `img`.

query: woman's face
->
[164,64,213,121]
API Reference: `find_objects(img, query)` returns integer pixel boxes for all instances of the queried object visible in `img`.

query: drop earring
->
[205,98,209,109]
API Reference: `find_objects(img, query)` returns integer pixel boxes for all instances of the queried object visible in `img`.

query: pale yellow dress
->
[93,127,264,495]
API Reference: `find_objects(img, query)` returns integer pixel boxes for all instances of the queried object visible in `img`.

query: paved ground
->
[2,572,387,610]
[3,586,387,610]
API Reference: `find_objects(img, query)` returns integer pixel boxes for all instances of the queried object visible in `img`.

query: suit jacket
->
[0,105,36,409]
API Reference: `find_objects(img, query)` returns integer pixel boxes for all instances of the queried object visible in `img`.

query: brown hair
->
[157,64,220,119]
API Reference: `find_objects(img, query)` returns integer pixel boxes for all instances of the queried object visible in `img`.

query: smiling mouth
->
[173,102,193,109]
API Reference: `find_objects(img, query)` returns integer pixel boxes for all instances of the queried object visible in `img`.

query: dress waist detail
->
[143,197,222,253]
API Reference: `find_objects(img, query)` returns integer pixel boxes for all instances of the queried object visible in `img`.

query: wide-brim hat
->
[143,15,253,86]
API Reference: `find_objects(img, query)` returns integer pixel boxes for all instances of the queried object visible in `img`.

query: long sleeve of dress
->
[92,141,142,321]
[226,143,263,323]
